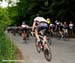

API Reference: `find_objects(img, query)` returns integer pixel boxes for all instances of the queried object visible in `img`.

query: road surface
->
[6,32,75,63]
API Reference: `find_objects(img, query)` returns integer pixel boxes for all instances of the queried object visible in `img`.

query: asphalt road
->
[6,32,75,63]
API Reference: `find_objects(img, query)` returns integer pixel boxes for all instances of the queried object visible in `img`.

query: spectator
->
[69,21,74,35]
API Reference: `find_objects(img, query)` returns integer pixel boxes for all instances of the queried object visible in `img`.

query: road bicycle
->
[63,29,69,41]
[22,30,27,43]
[35,29,52,61]
[55,29,69,41]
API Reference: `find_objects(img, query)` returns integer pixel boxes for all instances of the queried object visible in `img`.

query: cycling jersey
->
[34,16,48,32]
[63,24,68,29]
[59,23,63,31]
[69,23,73,29]
[34,17,47,23]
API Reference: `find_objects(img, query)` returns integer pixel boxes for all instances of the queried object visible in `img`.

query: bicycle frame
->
[35,30,52,61]
[22,30,27,40]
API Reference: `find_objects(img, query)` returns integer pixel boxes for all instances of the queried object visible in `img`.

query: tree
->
[0,8,12,28]
[16,0,75,25]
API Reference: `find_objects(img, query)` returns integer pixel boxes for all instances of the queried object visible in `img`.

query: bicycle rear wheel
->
[44,42,52,61]
[47,37,52,45]
[56,33,61,40]
[64,33,69,41]
[22,32,27,43]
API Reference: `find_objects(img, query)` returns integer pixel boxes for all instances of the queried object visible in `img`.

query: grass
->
[0,25,23,63]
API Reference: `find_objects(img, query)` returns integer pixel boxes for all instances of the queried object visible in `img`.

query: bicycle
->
[55,31,61,40]
[63,29,69,41]
[55,29,69,41]
[35,29,52,61]
[21,29,27,43]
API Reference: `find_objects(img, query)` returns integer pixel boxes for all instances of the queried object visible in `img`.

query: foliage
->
[0,6,18,63]
[0,8,12,28]
[7,6,19,26]
[0,26,16,63]
[16,0,75,25]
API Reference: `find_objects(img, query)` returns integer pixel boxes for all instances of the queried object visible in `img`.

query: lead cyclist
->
[32,14,48,46]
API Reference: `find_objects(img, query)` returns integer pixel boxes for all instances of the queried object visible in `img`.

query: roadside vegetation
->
[0,7,23,63]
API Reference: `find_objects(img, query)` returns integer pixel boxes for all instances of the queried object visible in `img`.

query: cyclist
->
[58,22,64,38]
[21,22,29,40]
[55,20,60,32]
[32,14,48,45]
[63,21,68,33]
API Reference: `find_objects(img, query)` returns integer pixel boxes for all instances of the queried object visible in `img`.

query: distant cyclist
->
[63,21,68,33]
[21,22,29,40]
[32,14,48,45]
[55,20,60,32]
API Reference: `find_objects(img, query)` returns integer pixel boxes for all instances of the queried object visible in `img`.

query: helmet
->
[55,20,58,23]
[47,18,50,24]
[47,18,50,21]
[56,22,59,25]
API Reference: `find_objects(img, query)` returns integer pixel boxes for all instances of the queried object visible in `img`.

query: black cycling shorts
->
[21,28,28,32]
[35,22,48,32]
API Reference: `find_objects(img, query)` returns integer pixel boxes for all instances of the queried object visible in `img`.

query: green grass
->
[0,26,16,63]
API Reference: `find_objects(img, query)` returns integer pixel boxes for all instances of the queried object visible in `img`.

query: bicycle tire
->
[44,42,52,61]
[47,37,52,45]
[35,40,41,53]
[56,33,61,40]
[64,33,69,41]
[22,32,27,43]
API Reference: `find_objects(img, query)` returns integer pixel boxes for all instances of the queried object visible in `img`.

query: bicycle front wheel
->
[64,33,69,41]
[44,42,52,61]
[35,39,41,53]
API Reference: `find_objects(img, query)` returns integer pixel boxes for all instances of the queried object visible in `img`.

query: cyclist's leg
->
[40,27,48,45]
[35,29,40,42]
[43,36,47,45]
[43,35,50,50]
[22,28,27,40]
[35,22,48,44]
[21,28,24,37]
[34,26,41,45]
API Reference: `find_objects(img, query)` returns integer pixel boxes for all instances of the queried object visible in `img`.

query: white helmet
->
[56,22,59,25]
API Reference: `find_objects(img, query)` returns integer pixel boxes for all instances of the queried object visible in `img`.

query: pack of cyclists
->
[15,14,74,41]
[8,14,74,61]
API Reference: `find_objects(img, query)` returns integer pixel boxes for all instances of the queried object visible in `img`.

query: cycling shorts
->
[35,21,48,32]
[21,28,28,32]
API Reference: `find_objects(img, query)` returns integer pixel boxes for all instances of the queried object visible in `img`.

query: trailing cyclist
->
[63,21,68,34]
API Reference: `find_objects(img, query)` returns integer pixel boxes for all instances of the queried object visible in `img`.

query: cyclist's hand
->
[31,31,35,36]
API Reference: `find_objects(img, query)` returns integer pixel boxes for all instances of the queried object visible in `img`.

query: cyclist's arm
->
[32,21,36,32]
